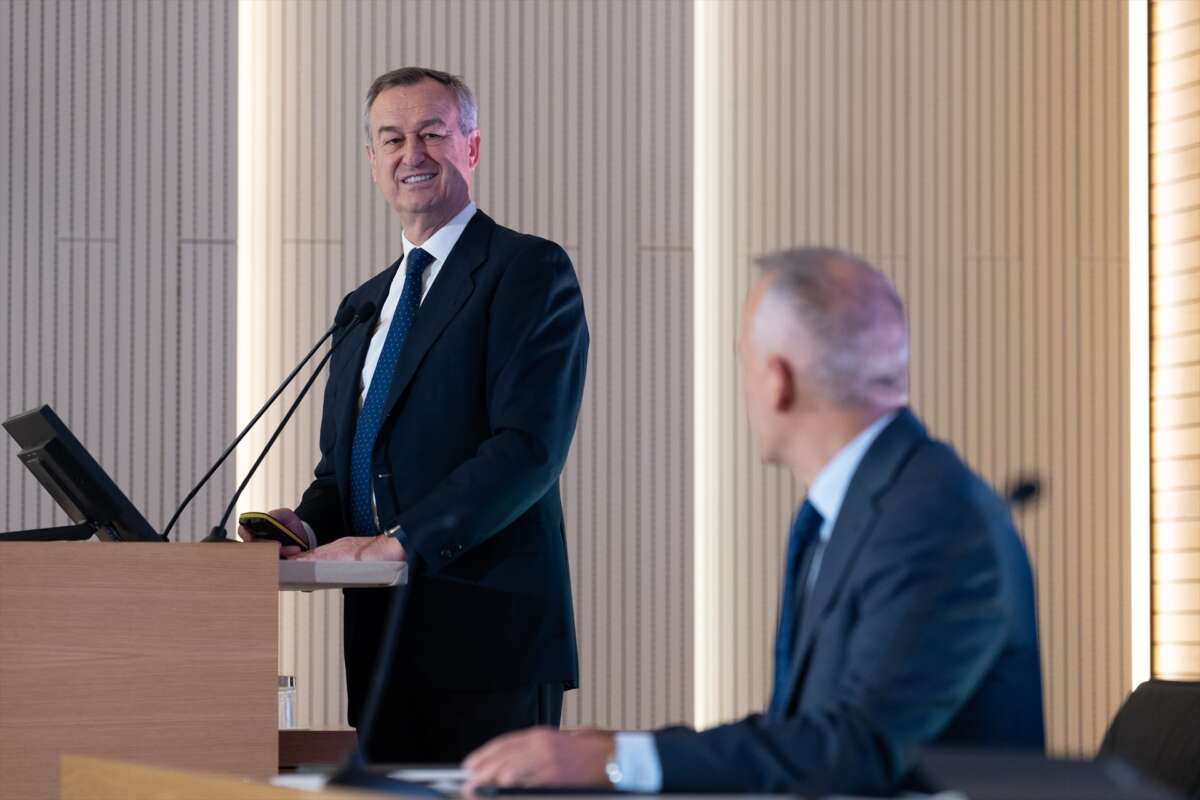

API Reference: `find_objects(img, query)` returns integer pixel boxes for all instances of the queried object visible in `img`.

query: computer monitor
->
[2,405,161,542]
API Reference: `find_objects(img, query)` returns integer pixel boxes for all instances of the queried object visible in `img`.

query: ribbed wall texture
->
[1,1,237,543]
[238,0,693,730]
[694,0,1130,756]
[1151,0,1200,680]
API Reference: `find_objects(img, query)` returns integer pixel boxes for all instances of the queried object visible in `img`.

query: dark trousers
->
[363,683,564,764]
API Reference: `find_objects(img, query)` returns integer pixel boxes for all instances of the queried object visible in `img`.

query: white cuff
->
[613,732,663,793]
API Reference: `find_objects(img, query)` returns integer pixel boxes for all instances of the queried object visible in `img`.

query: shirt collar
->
[401,201,478,264]
[806,410,898,541]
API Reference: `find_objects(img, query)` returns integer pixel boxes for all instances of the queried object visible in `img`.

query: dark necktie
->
[348,248,435,535]
[769,498,824,720]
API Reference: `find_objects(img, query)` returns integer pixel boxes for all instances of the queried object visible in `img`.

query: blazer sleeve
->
[654,504,1011,796]
[395,240,589,571]
[294,293,353,544]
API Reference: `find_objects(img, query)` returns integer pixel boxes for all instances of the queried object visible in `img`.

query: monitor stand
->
[0,523,99,542]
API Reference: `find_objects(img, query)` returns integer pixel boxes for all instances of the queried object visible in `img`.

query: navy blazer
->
[296,211,588,716]
[655,410,1044,795]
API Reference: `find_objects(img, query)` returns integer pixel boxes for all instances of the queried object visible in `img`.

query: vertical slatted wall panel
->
[695,0,1129,755]
[1,2,237,542]
[238,0,693,730]
[1151,0,1200,681]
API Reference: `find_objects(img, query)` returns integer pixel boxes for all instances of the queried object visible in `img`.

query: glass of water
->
[278,675,297,729]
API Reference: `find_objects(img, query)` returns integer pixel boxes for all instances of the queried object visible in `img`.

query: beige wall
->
[695,0,1131,756]
[1,1,237,543]
[1151,0,1200,680]
[238,0,694,730]
[3,0,1153,758]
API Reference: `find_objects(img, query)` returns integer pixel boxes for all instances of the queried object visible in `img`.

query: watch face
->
[605,758,624,787]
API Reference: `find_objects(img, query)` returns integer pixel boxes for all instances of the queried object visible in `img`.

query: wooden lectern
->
[0,543,279,800]
[62,755,379,800]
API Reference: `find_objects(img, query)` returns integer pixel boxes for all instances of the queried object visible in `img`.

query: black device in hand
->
[237,512,311,551]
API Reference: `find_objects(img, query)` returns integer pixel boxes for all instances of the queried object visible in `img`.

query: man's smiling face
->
[365,79,480,229]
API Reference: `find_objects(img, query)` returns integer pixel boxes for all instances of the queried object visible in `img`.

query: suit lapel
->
[782,409,928,713]
[375,211,493,427]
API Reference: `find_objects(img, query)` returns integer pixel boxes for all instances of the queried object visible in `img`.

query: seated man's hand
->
[463,727,614,794]
[237,506,308,558]
[290,533,406,562]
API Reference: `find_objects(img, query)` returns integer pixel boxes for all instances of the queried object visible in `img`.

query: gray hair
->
[753,247,909,409]
[363,67,478,143]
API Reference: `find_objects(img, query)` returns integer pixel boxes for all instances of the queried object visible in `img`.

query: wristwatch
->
[604,748,624,788]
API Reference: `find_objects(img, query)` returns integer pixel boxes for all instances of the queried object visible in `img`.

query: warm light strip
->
[1128,0,1150,688]
[236,0,271,511]
[693,0,721,729]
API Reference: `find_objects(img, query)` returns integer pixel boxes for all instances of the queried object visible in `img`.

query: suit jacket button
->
[440,548,453,559]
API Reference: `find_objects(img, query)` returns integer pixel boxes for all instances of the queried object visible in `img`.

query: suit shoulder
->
[901,437,976,490]
[488,222,574,267]
[888,435,1038,616]
[882,437,1011,536]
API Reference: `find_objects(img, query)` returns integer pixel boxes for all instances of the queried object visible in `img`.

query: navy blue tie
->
[348,248,435,535]
[769,499,823,720]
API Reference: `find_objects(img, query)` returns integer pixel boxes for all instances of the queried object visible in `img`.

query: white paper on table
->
[389,766,468,792]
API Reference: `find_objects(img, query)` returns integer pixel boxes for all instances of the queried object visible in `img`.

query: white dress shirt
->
[359,201,478,405]
[611,410,899,793]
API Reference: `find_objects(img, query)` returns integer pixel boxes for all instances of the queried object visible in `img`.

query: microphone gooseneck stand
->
[326,555,440,796]
[204,302,377,543]
[326,369,463,792]
[161,303,361,542]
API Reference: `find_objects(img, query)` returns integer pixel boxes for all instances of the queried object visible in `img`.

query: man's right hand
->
[238,507,309,557]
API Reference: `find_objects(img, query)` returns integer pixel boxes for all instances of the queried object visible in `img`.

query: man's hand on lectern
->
[237,507,308,557]
[290,532,406,562]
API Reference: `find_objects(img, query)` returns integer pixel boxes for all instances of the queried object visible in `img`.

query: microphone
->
[329,513,460,794]
[1006,475,1042,509]
[161,301,364,542]
[327,555,432,793]
[204,302,377,543]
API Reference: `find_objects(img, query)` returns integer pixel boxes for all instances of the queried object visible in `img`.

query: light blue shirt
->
[611,411,899,793]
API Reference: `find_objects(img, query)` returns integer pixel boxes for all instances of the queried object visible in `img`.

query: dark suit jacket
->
[655,409,1044,795]
[296,211,588,721]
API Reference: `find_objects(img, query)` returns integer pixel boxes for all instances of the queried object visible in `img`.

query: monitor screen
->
[3,405,161,542]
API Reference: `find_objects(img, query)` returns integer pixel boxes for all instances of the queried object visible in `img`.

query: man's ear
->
[766,355,795,412]
[364,143,380,187]
[467,129,482,169]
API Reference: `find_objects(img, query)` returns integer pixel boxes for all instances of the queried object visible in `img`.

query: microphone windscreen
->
[1006,477,1041,507]
[334,303,357,328]
[355,301,379,322]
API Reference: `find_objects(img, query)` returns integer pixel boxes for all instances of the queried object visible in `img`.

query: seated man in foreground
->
[465,247,1045,795]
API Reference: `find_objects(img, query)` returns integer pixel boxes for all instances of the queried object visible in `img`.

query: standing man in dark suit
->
[240,67,588,762]
[465,248,1042,795]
